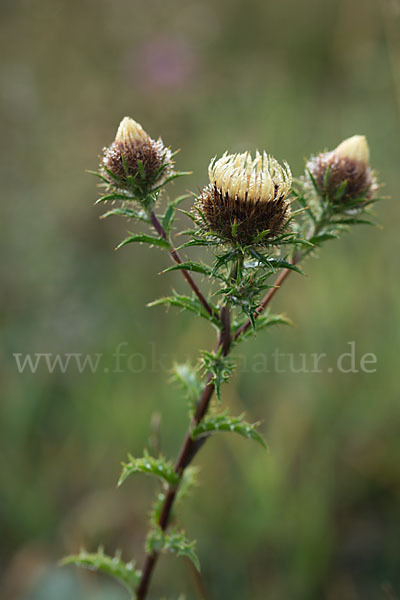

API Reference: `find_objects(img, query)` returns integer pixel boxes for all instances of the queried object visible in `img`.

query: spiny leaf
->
[176,466,200,505]
[61,548,141,597]
[150,491,166,524]
[305,168,319,194]
[161,261,213,276]
[253,312,292,331]
[151,466,199,525]
[274,237,314,248]
[177,238,220,249]
[191,413,267,448]
[294,191,317,223]
[237,312,293,339]
[87,169,111,184]
[170,363,202,408]
[161,194,190,232]
[362,195,386,205]
[152,171,192,193]
[148,292,219,326]
[332,217,376,226]
[116,233,171,250]
[135,158,146,179]
[246,306,256,330]
[164,532,200,572]
[308,232,339,245]
[95,192,133,205]
[178,208,198,223]
[200,350,235,403]
[100,207,149,222]
[333,179,348,201]
[118,450,179,487]
[103,166,130,186]
[146,528,200,572]
[249,250,303,274]
[213,248,242,273]
[323,164,331,187]
[162,203,175,232]
[271,259,303,274]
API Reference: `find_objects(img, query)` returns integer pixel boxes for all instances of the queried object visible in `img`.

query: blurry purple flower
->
[134,37,198,89]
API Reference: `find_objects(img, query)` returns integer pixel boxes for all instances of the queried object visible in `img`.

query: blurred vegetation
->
[1,0,400,598]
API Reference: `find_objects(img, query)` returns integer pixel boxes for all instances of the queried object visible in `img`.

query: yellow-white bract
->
[115,116,150,147]
[208,151,292,205]
[333,135,370,165]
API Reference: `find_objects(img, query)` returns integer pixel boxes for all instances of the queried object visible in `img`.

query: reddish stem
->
[150,211,217,320]
[136,247,297,598]
[136,308,231,600]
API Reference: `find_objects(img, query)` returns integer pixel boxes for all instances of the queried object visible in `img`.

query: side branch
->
[150,211,218,319]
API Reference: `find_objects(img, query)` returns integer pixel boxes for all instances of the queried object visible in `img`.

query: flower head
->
[197,151,292,246]
[102,117,173,194]
[307,134,377,206]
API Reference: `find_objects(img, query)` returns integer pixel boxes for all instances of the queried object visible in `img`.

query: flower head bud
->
[307,134,377,206]
[102,116,173,194]
[196,151,292,246]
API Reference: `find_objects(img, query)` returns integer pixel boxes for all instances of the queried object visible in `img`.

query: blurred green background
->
[1,0,400,598]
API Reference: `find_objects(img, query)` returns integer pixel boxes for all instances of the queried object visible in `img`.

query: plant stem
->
[137,229,316,597]
[137,239,307,599]
[150,211,218,319]
[136,307,231,600]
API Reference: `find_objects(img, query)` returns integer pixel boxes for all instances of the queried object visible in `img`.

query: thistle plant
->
[62,118,383,599]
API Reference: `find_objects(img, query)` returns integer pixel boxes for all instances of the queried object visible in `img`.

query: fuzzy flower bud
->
[307,134,377,206]
[102,117,173,194]
[196,151,292,246]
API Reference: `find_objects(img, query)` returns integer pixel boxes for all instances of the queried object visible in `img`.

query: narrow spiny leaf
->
[148,292,219,326]
[161,261,213,276]
[61,548,141,596]
[170,363,203,408]
[116,234,171,250]
[191,413,267,449]
[146,528,200,572]
[118,451,179,487]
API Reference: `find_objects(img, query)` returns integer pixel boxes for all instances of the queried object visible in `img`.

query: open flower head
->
[102,117,173,194]
[307,134,377,206]
[196,151,292,246]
